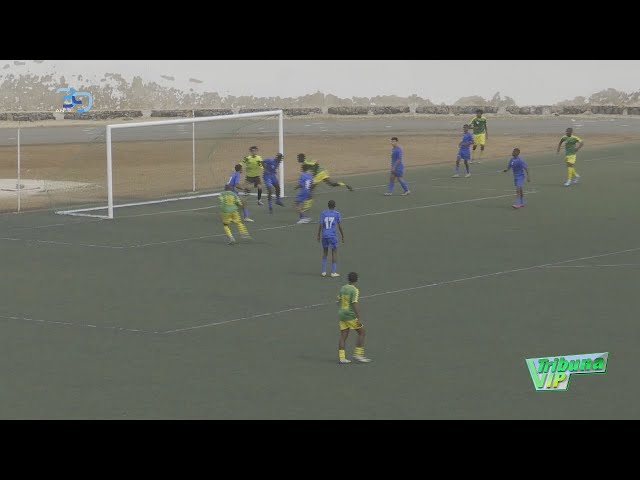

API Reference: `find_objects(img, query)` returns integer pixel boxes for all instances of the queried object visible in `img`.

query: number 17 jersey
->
[319,209,341,238]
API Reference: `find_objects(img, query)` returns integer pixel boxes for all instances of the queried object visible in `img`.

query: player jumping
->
[297,153,353,192]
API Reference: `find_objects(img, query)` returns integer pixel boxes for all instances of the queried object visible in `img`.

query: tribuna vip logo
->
[525,353,608,391]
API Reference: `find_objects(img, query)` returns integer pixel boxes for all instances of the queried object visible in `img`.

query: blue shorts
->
[263,174,278,189]
[392,165,404,177]
[295,191,311,204]
[458,149,471,161]
[514,175,525,188]
[322,237,338,249]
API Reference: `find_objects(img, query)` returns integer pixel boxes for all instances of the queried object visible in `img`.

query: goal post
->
[56,110,285,219]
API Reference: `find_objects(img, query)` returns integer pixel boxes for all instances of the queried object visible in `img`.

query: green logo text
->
[526,352,608,391]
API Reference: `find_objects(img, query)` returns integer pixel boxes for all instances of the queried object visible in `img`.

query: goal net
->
[55,110,284,219]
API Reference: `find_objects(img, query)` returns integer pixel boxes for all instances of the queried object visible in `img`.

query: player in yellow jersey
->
[469,109,488,163]
[219,185,251,245]
[556,128,584,187]
[297,153,353,192]
[337,272,371,364]
[242,146,264,205]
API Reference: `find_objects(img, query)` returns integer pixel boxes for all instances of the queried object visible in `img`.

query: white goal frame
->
[56,110,285,219]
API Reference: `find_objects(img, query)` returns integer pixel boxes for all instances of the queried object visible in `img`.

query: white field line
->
[160,246,640,334]
[5,245,637,335]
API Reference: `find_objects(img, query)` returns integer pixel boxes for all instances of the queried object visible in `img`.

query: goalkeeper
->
[297,153,353,192]
[242,146,264,205]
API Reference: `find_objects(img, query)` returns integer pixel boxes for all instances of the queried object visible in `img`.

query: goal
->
[56,110,285,219]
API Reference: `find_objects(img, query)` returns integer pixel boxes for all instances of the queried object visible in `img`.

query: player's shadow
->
[204,239,267,246]
[296,354,351,365]
[287,271,327,278]
[469,202,523,210]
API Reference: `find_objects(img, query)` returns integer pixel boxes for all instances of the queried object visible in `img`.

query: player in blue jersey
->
[226,164,253,222]
[384,137,410,195]
[294,163,314,224]
[261,153,285,213]
[452,124,474,178]
[503,148,530,209]
[317,200,345,278]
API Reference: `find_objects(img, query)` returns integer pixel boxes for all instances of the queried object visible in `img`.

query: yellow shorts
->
[339,319,363,331]
[473,133,486,146]
[565,154,577,165]
[220,211,242,224]
[314,170,330,183]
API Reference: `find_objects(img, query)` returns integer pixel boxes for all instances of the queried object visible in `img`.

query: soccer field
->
[0,136,638,419]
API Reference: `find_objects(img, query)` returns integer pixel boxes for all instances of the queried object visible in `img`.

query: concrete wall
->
[63,110,143,120]
[4,105,640,122]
